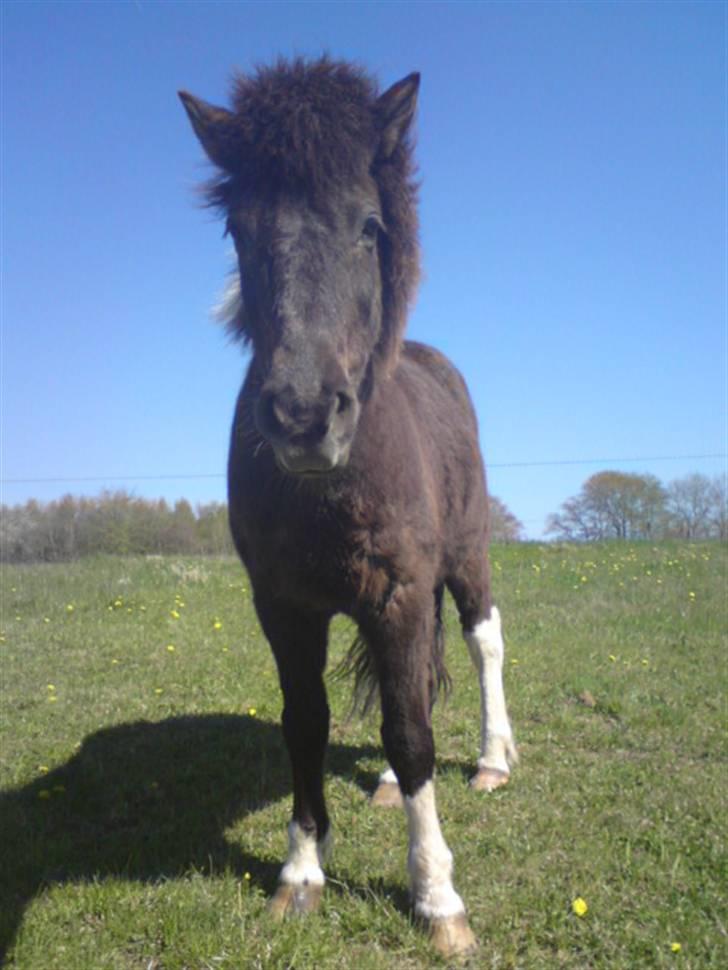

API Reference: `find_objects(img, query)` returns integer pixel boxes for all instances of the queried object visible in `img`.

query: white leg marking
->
[279,821,330,888]
[379,766,398,785]
[464,606,517,774]
[404,780,465,921]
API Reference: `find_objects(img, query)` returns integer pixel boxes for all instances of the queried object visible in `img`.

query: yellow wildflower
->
[213,620,223,631]
[671,942,682,953]
[248,707,257,717]
[572,897,588,917]
[170,610,180,619]
[66,604,74,613]
[167,644,176,653]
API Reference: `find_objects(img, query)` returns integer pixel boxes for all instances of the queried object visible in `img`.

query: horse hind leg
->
[449,571,518,792]
[465,606,518,790]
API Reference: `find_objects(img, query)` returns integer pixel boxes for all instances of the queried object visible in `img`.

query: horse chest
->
[237,486,409,613]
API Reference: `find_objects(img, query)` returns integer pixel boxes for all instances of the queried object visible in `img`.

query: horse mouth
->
[273,443,348,477]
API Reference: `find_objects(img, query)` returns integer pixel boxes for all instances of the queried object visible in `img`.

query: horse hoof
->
[469,767,510,792]
[429,913,478,958]
[267,882,323,920]
[371,780,404,808]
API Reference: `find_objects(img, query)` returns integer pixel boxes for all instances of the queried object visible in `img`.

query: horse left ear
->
[376,72,420,159]
[178,90,241,172]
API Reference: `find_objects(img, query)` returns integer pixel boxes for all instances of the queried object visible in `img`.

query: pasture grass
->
[1,542,725,969]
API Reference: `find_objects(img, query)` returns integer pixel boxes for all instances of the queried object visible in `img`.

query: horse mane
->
[205,56,420,372]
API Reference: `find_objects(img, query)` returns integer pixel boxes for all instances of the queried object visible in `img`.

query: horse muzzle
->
[254,382,359,477]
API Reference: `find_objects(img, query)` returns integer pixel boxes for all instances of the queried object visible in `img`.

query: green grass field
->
[1,542,725,969]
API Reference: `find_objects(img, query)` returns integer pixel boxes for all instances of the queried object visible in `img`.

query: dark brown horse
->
[180,57,516,957]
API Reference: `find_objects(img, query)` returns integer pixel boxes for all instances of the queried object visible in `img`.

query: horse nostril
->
[256,391,285,438]
[336,391,353,415]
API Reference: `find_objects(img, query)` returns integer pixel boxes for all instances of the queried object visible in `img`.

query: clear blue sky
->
[2,1,725,538]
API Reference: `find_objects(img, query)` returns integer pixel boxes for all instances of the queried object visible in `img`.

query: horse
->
[180,57,517,958]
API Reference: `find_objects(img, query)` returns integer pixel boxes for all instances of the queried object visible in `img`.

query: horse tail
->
[432,583,452,706]
[334,584,451,716]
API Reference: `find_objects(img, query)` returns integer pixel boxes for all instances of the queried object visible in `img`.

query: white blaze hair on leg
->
[279,820,330,889]
[464,606,517,777]
[404,780,465,921]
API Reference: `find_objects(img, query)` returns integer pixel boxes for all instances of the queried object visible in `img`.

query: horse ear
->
[178,91,241,172]
[376,72,420,159]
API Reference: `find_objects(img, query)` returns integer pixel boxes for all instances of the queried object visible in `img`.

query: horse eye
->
[361,215,383,245]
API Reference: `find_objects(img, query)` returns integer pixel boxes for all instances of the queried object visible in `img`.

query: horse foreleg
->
[367,601,477,958]
[257,603,331,918]
[464,605,518,791]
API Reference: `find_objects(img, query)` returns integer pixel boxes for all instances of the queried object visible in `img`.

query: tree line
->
[0,492,233,562]
[546,471,726,542]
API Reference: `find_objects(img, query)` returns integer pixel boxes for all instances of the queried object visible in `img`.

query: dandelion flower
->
[244,872,251,881]
[670,942,682,953]
[248,707,257,717]
[166,644,176,653]
[47,684,56,692]
[609,654,617,662]
[66,604,74,613]
[155,688,164,695]
[213,620,223,631]
[170,610,180,620]
[572,897,588,917]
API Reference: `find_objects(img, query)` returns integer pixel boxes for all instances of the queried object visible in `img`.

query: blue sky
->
[2,0,725,538]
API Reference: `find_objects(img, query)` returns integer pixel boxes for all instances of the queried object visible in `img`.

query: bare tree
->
[488,495,525,543]
[666,473,716,539]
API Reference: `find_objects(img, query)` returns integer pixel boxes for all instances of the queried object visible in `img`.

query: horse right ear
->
[178,91,241,172]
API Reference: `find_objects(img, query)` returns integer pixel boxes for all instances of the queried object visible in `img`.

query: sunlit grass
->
[1,542,725,968]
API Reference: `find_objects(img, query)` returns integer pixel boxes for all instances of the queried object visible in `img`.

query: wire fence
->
[2,453,725,487]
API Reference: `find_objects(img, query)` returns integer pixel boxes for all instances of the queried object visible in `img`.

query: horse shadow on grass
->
[0,713,419,965]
